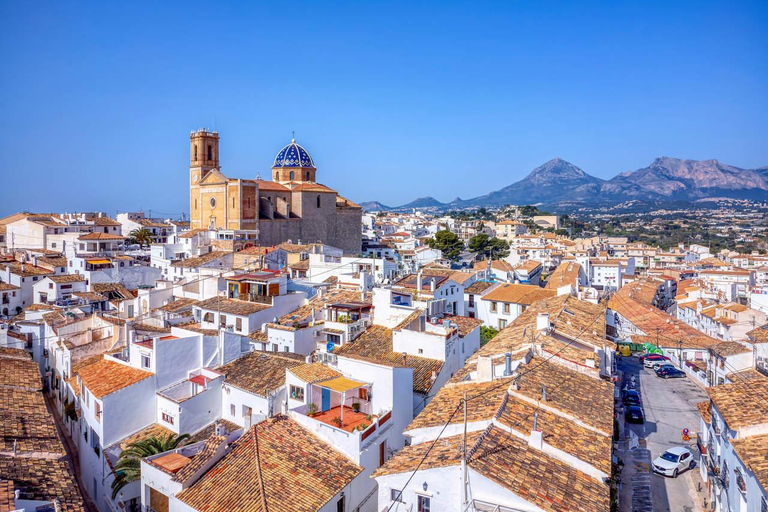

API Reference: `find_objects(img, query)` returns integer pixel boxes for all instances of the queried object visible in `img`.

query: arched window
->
[306,171,311,181]
[194,144,198,161]
[232,197,235,208]
[289,171,295,181]
[317,195,321,208]
[194,199,198,210]
[207,145,213,161]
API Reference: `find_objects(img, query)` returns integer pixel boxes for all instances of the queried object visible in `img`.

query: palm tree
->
[111,432,191,499]
[128,227,155,247]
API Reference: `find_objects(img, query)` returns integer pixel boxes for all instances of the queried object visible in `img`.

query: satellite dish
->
[326,341,335,353]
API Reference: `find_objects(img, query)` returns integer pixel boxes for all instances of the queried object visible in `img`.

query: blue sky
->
[1,0,767,214]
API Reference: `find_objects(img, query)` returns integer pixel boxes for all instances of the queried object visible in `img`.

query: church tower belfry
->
[189,129,220,229]
[190,130,219,179]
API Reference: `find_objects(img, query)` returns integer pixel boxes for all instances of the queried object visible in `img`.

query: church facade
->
[188,130,362,254]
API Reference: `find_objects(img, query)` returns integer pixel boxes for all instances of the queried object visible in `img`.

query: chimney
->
[536,313,550,331]
[214,420,221,436]
[528,413,543,450]
[541,384,547,402]
[430,278,436,293]
[416,271,423,291]
[402,352,407,366]
[477,355,493,382]
[503,352,512,376]
[33,255,38,267]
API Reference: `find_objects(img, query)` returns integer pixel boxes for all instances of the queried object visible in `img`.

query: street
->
[618,355,708,512]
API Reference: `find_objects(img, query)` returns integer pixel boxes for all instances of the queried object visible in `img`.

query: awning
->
[86,259,112,265]
[318,376,367,393]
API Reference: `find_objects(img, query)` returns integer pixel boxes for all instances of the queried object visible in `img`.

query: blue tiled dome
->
[272,139,315,168]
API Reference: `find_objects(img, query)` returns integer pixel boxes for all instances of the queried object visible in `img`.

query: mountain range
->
[360,157,768,211]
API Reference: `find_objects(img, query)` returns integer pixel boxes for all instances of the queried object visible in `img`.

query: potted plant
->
[352,401,361,413]
[307,402,317,416]
[366,414,372,422]
[331,416,343,428]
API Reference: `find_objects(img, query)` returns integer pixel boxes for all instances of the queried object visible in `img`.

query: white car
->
[652,446,695,477]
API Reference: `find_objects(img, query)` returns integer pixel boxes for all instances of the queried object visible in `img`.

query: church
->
[188,129,362,254]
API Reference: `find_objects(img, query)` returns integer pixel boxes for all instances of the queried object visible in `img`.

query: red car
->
[639,353,665,364]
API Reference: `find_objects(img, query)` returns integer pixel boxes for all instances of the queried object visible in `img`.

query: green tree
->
[111,433,191,499]
[480,325,498,346]
[128,228,155,247]
[468,234,490,254]
[468,234,509,259]
[488,237,510,259]
[426,230,464,260]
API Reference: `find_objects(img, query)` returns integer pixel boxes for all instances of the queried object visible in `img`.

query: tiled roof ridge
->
[466,423,494,461]
[172,434,226,483]
[251,426,269,512]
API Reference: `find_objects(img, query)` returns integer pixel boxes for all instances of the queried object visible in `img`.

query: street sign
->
[682,428,690,442]
[326,341,335,353]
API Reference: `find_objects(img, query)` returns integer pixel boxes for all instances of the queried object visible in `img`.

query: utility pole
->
[461,391,468,507]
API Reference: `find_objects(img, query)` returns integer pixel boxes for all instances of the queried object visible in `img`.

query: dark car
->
[626,405,645,424]
[654,364,677,375]
[657,367,686,379]
[622,389,642,406]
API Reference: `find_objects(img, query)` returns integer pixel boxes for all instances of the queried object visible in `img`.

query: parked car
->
[622,389,642,406]
[651,359,676,370]
[625,405,645,424]
[644,355,670,368]
[657,367,686,379]
[653,446,694,477]
[654,363,677,374]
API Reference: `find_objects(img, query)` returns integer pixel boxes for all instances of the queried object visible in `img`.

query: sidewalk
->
[44,393,100,512]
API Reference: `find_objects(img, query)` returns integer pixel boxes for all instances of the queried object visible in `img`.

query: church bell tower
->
[189,129,220,229]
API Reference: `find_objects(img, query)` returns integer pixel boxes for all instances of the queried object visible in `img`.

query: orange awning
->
[318,376,366,393]
[86,259,111,265]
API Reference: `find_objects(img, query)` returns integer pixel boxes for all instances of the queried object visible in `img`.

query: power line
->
[385,298,608,511]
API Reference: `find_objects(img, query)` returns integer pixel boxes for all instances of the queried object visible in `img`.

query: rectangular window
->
[220,314,227,327]
[236,317,242,331]
[391,489,403,502]
[230,404,236,416]
[359,388,369,401]
[503,303,510,314]
[204,312,214,323]
[417,496,431,512]
[162,412,174,425]
[490,302,497,312]
[94,401,102,422]
[336,495,345,512]
[290,385,305,402]
[141,354,151,369]
[498,319,507,330]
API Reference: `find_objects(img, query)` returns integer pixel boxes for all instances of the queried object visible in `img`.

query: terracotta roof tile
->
[176,416,362,512]
[196,296,270,316]
[171,251,230,269]
[375,427,609,512]
[220,352,305,396]
[708,377,768,429]
[335,325,443,394]
[482,283,557,305]
[77,358,153,399]
[730,433,768,490]
[0,458,85,512]
[289,363,342,384]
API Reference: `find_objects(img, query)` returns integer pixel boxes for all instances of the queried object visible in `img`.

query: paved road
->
[618,355,708,512]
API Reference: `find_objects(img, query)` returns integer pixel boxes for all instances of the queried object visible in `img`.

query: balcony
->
[233,293,273,305]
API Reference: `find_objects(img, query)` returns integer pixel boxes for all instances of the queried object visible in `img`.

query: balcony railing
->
[234,293,272,305]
